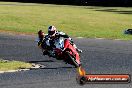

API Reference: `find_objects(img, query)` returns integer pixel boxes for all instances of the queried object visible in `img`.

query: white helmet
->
[48,26,56,36]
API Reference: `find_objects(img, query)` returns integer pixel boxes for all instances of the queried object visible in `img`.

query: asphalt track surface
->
[0,33,132,88]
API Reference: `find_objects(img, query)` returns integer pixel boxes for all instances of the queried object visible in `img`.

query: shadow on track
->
[29,66,74,70]
[28,60,75,70]
[40,66,75,69]
[28,60,54,63]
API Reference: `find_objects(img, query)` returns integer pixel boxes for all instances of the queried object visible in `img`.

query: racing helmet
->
[48,26,56,36]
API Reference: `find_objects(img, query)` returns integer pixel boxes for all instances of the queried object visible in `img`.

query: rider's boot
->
[43,51,49,55]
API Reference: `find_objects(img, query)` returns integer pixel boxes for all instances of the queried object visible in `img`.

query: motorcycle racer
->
[37,26,82,57]
[46,26,82,52]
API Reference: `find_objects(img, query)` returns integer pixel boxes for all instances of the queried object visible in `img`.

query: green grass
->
[0,59,32,71]
[0,2,132,40]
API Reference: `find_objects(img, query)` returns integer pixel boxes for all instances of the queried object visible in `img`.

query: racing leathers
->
[42,31,82,57]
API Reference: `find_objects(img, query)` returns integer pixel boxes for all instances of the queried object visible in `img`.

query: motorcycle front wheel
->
[65,51,80,68]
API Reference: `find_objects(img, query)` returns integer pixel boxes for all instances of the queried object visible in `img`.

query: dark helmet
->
[48,26,56,36]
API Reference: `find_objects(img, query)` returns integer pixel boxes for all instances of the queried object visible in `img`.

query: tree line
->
[1,0,132,6]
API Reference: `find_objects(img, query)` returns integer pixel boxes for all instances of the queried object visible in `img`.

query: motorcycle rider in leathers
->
[37,26,82,57]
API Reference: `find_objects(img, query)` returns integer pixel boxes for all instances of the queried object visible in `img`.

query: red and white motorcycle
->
[41,36,81,68]
[53,37,81,67]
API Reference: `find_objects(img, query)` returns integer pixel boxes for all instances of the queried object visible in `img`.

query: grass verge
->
[0,2,132,40]
[0,59,32,71]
